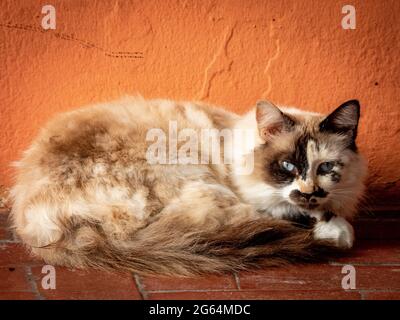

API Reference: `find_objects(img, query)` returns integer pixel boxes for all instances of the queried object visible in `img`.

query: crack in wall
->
[0,22,144,59]
[196,24,235,101]
[261,23,281,99]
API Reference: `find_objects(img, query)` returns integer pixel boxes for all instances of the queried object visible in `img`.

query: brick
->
[147,290,361,300]
[31,267,142,300]
[0,227,13,241]
[332,240,400,265]
[0,267,32,291]
[0,212,20,242]
[0,213,9,228]
[0,213,13,240]
[363,291,400,300]
[355,266,400,290]
[0,244,40,266]
[356,218,400,240]
[37,290,140,300]
[139,274,237,292]
[240,264,400,292]
[0,292,38,300]
[239,264,344,291]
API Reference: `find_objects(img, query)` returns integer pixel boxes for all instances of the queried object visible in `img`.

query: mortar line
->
[133,274,147,300]
[24,266,45,300]
[234,272,241,290]
[329,262,400,267]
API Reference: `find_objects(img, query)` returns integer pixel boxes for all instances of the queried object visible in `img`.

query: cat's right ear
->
[319,100,360,149]
[256,100,295,141]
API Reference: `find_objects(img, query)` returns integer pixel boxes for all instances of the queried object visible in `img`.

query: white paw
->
[313,216,354,249]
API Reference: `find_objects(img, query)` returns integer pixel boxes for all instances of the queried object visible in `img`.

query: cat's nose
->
[289,188,329,206]
[289,190,318,205]
[290,190,313,201]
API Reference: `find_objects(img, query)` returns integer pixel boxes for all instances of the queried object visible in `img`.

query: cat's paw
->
[313,216,354,249]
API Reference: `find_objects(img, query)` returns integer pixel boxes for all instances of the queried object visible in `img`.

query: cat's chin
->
[287,201,320,212]
[297,203,320,210]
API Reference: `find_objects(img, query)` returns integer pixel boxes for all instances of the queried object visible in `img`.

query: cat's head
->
[236,100,367,218]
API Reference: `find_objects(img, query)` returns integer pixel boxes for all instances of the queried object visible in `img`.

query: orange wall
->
[0,0,399,205]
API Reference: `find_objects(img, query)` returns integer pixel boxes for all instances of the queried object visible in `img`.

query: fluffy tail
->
[50,215,339,276]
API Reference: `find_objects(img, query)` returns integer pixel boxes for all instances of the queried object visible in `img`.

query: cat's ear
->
[319,100,360,145]
[256,100,295,141]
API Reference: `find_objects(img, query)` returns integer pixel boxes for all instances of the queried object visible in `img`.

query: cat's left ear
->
[319,100,360,146]
[256,100,295,141]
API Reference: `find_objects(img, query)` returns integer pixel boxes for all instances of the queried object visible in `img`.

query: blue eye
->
[318,161,335,173]
[282,161,296,173]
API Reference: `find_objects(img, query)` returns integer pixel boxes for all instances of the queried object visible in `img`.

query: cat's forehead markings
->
[306,139,320,165]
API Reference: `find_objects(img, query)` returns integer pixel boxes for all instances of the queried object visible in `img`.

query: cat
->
[10,97,367,275]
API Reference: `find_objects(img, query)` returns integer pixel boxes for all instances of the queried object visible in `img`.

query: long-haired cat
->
[10,97,367,275]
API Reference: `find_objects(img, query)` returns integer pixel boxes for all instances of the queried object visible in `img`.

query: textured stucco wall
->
[0,0,399,206]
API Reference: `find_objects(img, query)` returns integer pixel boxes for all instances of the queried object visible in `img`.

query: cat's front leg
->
[312,213,355,249]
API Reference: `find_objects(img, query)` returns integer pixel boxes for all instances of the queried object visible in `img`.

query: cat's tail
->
[51,214,339,276]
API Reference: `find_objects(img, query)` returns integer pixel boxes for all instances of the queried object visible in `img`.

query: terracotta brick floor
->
[0,208,399,300]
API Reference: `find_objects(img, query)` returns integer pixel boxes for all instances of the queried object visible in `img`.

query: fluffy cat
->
[10,97,367,275]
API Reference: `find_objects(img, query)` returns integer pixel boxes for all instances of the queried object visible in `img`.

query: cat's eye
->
[318,161,335,174]
[282,161,296,173]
